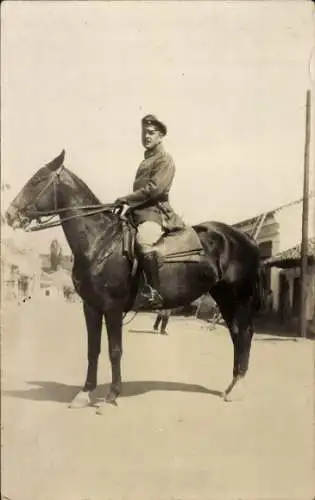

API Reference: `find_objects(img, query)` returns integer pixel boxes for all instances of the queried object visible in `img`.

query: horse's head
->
[5,150,65,230]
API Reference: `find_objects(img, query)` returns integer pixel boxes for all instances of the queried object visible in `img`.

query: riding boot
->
[141,251,164,308]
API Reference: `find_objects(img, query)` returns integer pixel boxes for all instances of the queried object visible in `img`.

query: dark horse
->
[5,151,262,410]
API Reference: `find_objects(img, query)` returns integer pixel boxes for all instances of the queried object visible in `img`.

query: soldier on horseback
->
[115,114,185,306]
[5,146,264,406]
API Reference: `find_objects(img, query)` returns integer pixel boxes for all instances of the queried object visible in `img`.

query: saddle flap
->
[122,221,136,259]
[155,226,203,261]
[122,221,204,268]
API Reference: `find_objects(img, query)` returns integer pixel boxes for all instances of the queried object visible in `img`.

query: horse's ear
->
[47,149,66,171]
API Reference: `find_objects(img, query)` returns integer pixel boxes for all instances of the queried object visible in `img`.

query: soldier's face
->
[142,125,163,150]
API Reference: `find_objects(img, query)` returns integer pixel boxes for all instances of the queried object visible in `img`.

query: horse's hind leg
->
[211,283,254,402]
[224,302,254,402]
[69,301,103,409]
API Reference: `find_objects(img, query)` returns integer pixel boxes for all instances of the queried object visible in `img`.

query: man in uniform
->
[115,114,185,306]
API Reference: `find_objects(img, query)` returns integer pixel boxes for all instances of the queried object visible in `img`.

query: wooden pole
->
[300,89,311,337]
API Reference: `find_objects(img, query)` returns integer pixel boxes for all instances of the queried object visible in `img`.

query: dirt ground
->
[1,298,314,500]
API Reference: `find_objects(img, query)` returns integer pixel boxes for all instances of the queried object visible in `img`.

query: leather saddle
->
[121,219,205,275]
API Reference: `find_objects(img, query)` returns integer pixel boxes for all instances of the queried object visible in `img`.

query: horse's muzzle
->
[5,205,29,229]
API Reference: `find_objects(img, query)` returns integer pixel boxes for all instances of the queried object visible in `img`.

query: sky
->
[1,1,314,253]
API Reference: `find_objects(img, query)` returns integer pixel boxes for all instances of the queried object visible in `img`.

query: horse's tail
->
[252,262,267,312]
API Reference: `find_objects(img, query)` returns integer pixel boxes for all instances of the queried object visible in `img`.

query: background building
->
[233,195,315,331]
[1,237,42,306]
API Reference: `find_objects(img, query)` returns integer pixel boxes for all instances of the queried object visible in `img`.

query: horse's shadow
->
[3,380,222,404]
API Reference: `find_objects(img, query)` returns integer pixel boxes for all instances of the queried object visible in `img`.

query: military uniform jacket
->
[122,143,185,232]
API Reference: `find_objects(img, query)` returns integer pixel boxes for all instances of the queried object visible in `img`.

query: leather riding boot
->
[141,251,164,308]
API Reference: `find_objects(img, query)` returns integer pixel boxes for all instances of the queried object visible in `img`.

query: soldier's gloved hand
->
[114,198,130,218]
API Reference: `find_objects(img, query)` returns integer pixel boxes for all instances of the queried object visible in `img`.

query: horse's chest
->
[72,259,129,305]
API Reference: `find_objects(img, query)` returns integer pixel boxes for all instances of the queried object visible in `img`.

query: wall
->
[271,199,315,311]
[1,239,42,305]
[280,265,315,321]
[234,199,315,317]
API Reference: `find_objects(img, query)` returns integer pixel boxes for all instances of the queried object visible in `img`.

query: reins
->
[22,164,119,232]
[25,203,117,232]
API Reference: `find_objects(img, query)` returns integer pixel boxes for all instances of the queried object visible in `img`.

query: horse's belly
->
[159,261,214,307]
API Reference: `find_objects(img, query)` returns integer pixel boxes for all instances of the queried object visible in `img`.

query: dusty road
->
[1,299,314,500]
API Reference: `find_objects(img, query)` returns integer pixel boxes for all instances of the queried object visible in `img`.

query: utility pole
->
[300,89,311,337]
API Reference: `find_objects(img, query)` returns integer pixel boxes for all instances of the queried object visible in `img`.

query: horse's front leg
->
[69,301,103,409]
[96,308,123,412]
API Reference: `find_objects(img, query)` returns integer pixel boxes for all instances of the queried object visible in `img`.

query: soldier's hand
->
[114,198,130,219]
[114,197,128,206]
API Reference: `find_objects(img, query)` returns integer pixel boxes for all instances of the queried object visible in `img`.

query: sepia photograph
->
[1,1,314,499]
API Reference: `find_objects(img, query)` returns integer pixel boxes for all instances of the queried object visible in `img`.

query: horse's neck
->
[58,170,118,259]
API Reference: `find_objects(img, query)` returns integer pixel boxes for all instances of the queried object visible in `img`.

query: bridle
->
[22,164,117,232]
[23,164,64,224]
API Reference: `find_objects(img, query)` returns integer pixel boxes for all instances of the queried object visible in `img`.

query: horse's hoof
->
[69,391,91,409]
[223,392,243,402]
[223,391,235,402]
[95,396,118,415]
[105,391,119,405]
[95,404,104,415]
[223,379,245,402]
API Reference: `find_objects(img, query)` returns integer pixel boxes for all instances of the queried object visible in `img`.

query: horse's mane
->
[63,167,122,235]
[65,167,102,205]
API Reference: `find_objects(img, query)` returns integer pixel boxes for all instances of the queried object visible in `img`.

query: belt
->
[156,194,169,202]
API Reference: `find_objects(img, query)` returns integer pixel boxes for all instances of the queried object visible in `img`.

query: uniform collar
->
[144,142,165,159]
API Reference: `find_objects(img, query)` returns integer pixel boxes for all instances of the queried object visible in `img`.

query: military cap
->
[141,114,167,136]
